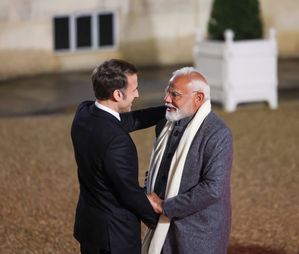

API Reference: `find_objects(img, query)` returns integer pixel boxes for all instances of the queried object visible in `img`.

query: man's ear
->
[112,89,123,102]
[195,91,204,103]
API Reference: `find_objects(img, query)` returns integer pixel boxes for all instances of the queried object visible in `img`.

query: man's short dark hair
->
[92,59,138,100]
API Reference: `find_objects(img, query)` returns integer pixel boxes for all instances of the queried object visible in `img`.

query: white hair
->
[172,67,210,101]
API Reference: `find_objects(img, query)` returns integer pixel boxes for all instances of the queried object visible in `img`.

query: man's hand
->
[147,192,163,214]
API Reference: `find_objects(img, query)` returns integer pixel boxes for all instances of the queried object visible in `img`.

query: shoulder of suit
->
[204,112,228,128]
[91,116,131,148]
[77,100,93,111]
[203,111,232,138]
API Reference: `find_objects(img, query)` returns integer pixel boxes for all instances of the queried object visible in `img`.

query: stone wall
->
[260,0,299,57]
[0,0,298,79]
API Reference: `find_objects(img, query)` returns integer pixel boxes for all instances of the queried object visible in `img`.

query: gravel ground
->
[0,101,298,254]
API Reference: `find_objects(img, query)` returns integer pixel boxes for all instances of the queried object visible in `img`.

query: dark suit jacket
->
[157,112,233,254]
[71,101,165,254]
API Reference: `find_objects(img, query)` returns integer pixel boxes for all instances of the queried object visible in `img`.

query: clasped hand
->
[147,192,163,214]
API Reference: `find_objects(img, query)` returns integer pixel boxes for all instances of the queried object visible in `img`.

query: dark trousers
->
[80,244,110,254]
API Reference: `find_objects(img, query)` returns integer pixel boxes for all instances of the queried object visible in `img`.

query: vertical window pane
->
[98,13,114,47]
[76,16,92,48]
[54,17,69,50]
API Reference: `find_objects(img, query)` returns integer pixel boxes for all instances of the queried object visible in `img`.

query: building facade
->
[0,0,298,80]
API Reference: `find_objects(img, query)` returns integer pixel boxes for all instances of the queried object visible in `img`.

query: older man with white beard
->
[143,67,233,254]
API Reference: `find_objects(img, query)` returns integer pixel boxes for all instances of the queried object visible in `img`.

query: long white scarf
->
[142,100,211,254]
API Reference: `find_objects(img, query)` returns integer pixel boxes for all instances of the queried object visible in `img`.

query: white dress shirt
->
[95,101,121,121]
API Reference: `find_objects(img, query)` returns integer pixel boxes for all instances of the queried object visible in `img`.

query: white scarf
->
[142,100,211,254]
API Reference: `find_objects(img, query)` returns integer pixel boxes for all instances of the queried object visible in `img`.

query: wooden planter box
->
[193,29,278,112]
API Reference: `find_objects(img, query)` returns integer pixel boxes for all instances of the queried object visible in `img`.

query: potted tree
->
[193,0,278,112]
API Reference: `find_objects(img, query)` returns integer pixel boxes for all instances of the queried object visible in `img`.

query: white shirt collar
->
[95,101,121,121]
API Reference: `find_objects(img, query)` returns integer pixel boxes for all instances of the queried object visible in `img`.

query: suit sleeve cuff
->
[162,200,168,217]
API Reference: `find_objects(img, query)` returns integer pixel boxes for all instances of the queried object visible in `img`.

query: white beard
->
[165,100,196,122]
[165,110,183,122]
[165,104,190,122]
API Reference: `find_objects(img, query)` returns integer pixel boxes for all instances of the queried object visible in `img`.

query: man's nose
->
[164,93,172,103]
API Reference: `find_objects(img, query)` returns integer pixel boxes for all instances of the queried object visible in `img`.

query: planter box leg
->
[268,91,278,109]
[224,99,237,112]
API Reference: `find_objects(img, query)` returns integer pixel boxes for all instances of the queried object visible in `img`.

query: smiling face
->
[164,74,203,122]
[118,73,139,112]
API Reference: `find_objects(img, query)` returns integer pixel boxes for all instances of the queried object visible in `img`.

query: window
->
[76,15,92,48]
[54,17,70,50]
[53,12,117,52]
[98,13,114,47]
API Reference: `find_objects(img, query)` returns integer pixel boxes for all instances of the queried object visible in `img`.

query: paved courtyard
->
[0,60,299,253]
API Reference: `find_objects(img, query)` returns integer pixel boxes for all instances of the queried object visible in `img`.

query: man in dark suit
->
[143,67,233,254]
[71,59,164,254]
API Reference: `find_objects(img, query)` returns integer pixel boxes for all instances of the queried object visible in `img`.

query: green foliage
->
[208,0,263,41]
